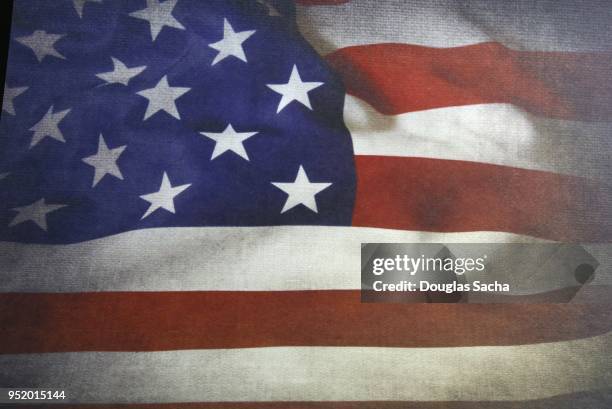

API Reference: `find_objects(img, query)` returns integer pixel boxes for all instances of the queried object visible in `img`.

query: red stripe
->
[353,156,612,241]
[1,291,610,353]
[25,390,612,408]
[326,43,612,120]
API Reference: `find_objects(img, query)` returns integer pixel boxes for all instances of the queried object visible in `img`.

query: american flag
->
[1,0,612,407]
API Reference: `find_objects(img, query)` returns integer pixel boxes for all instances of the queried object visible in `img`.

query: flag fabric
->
[1,0,612,407]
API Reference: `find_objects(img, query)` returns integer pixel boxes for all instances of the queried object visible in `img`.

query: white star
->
[136,75,190,120]
[73,0,103,18]
[29,106,71,148]
[200,124,258,161]
[9,198,67,231]
[257,0,281,16]
[140,172,191,219]
[96,57,147,86]
[271,165,332,213]
[209,18,256,65]
[129,0,185,41]
[82,134,127,187]
[15,30,65,62]
[2,85,27,116]
[267,65,323,113]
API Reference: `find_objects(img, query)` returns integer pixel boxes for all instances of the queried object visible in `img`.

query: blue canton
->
[0,0,356,244]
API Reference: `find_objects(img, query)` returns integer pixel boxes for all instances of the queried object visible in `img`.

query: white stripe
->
[296,0,612,54]
[2,332,611,403]
[0,226,538,293]
[297,0,488,53]
[346,96,612,179]
[3,226,609,295]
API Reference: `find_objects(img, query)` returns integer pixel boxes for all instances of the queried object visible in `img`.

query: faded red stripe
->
[326,43,612,120]
[295,0,350,5]
[352,156,612,241]
[1,291,610,354]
